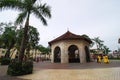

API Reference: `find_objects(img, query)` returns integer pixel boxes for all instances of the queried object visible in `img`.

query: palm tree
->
[92,37,104,54]
[103,45,111,54]
[0,0,51,62]
[99,43,104,50]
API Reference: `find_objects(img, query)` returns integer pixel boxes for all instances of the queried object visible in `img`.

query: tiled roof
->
[48,31,92,45]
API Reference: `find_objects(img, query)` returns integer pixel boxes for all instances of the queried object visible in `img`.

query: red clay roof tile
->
[48,31,92,45]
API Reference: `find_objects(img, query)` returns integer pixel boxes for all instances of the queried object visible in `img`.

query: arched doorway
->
[85,46,90,62]
[68,45,80,63]
[54,46,61,63]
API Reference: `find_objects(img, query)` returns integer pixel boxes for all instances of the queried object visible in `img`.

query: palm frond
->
[15,11,27,25]
[33,3,51,18]
[37,3,51,18]
[0,0,24,11]
[31,3,51,25]
[32,9,47,25]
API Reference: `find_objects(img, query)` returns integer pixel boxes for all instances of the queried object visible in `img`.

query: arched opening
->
[68,45,80,63]
[85,46,90,62]
[54,46,61,63]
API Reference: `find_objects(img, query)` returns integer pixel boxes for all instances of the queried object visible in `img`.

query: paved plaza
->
[0,60,120,80]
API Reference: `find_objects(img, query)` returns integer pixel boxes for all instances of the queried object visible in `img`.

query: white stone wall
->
[50,39,90,63]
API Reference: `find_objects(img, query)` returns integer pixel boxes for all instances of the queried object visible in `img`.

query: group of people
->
[97,55,109,63]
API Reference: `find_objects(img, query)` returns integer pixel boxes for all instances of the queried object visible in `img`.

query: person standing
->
[103,55,109,64]
[97,55,101,63]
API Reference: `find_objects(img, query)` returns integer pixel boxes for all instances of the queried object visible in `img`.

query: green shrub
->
[0,57,10,65]
[22,61,33,74]
[7,60,33,76]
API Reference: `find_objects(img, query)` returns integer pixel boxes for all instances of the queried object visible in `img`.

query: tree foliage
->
[0,23,40,59]
[0,0,51,62]
[0,23,16,58]
[38,45,50,54]
[92,37,104,50]
[91,37,111,54]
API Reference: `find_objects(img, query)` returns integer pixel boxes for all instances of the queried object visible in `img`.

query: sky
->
[0,0,120,51]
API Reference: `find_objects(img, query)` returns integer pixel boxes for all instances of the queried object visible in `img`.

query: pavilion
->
[48,31,92,63]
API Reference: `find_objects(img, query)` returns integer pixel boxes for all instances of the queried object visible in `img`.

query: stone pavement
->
[0,60,120,80]
[0,65,29,80]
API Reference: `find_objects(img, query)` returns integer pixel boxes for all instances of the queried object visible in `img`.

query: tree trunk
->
[19,15,30,62]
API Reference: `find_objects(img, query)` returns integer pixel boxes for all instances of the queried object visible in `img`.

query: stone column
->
[61,45,68,63]
[51,47,54,63]
[79,46,86,63]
